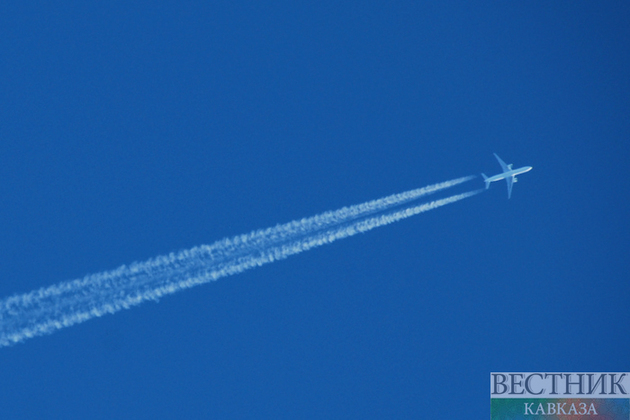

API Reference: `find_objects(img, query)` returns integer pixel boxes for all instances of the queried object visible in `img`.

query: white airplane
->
[482,154,532,199]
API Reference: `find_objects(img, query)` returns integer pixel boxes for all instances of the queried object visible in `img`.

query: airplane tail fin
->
[481,173,490,189]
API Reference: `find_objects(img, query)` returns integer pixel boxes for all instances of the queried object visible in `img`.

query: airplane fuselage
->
[485,166,532,184]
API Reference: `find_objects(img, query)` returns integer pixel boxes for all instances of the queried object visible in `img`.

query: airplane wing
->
[493,153,510,172]
[506,176,513,199]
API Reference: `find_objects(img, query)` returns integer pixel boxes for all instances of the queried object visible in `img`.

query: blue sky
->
[1,1,628,418]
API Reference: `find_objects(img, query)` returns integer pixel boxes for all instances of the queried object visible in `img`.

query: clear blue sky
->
[0,2,628,418]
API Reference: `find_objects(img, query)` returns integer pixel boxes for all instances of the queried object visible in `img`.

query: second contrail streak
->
[0,177,480,348]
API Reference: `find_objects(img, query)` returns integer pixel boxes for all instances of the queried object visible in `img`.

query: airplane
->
[482,153,532,199]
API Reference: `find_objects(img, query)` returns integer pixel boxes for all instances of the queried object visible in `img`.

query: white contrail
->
[0,178,479,348]
[161,175,475,260]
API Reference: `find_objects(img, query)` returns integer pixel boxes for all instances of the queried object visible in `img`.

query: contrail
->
[0,177,480,348]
